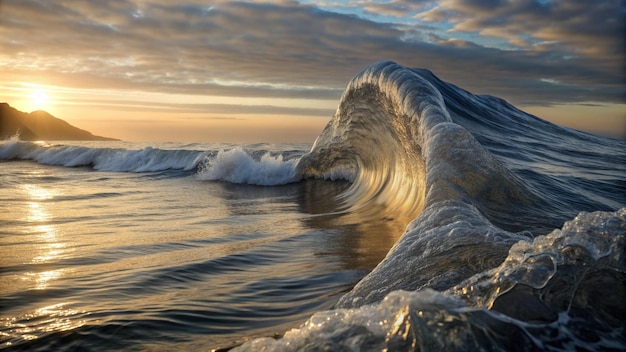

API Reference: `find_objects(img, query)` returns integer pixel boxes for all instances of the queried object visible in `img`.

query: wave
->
[238,61,625,349]
[0,140,304,183]
[0,139,207,173]
[196,147,301,186]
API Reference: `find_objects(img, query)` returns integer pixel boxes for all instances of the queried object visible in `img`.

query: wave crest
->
[297,61,542,241]
[296,61,621,309]
[196,147,301,186]
[0,140,205,172]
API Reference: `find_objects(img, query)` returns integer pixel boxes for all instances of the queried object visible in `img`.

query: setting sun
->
[29,88,50,111]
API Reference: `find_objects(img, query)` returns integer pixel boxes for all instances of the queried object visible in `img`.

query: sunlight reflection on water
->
[21,184,66,289]
[20,270,64,290]
[2,303,88,345]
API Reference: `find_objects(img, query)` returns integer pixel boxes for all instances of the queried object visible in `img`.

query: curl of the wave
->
[297,61,539,218]
[297,61,544,307]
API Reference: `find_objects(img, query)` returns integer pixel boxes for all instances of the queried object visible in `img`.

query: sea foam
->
[196,147,301,186]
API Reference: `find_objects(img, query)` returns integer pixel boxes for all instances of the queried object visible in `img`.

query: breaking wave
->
[196,147,301,186]
[241,61,626,349]
[0,140,303,184]
[0,139,206,173]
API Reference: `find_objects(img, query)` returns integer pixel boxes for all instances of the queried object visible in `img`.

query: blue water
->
[1,61,625,351]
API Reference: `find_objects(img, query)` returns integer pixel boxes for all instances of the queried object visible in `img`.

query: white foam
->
[0,140,206,172]
[234,288,464,351]
[196,147,301,186]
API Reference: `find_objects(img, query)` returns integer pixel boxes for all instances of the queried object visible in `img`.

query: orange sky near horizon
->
[1,83,337,143]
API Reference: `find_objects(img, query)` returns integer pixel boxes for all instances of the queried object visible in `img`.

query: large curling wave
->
[295,61,614,307]
[232,61,626,350]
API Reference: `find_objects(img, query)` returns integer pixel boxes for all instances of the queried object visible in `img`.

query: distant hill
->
[0,103,117,141]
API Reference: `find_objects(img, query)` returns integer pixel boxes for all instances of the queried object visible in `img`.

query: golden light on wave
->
[19,183,67,288]
[4,303,88,343]
[20,269,64,290]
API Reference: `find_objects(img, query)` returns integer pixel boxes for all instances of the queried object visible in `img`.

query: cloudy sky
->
[1,0,624,141]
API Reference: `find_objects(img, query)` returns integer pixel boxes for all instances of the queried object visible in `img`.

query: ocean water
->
[1,61,625,351]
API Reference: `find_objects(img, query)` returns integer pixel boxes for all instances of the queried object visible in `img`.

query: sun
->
[29,88,50,111]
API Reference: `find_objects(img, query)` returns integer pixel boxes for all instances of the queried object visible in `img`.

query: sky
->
[1,0,624,142]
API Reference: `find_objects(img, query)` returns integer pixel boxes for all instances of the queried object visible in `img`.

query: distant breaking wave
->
[0,139,304,185]
[0,138,207,173]
[196,147,301,186]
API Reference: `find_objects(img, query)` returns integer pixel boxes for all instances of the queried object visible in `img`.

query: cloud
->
[61,99,335,117]
[418,0,624,67]
[0,0,623,109]
[362,0,431,18]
